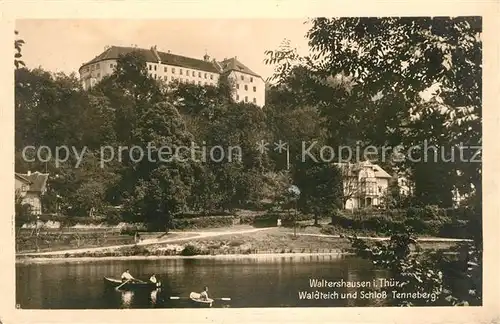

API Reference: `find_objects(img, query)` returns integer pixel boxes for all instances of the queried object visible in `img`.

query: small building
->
[336,161,392,210]
[15,171,49,215]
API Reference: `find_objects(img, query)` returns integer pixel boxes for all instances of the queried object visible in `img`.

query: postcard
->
[2,1,499,323]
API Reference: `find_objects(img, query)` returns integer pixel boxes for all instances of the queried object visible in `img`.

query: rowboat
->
[189,292,214,307]
[103,277,161,290]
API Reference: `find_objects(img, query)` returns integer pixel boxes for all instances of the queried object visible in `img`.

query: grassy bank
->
[16,227,460,260]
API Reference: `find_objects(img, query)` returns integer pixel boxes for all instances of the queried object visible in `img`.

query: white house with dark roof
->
[15,171,49,215]
[335,161,393,210]
[79,45,266,107]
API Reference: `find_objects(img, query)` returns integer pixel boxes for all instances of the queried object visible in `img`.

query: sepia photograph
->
[9,11,490,319]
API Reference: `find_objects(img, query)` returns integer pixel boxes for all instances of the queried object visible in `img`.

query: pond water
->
[16,255,390,309]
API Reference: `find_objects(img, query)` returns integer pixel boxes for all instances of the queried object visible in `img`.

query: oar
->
[170,296,231,301]
[116,279,131,290]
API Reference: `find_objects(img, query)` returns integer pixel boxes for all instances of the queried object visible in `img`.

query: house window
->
[198,72,201,77]
[180,69,183,75]
[244,85,248,91]
[192,71,195,77]
[250,77,254,82]
[253,86,256,92]
[253,98,256,104]
[164,76,167,81]
[186,70,189,76]
[154,74,157,79]
[236,95,240,101]
[96,63,100,69]
[164,67,167,72]
[241,75,244,81]
[172,68,175,73]
[245,96,248,102]
[204,73,207,79]
[378,186,382,193]
[154,65,157,71]
[236,84,240,89]
[171,76,175,81]
[149,65,152,71]
[210,74,213,80]
[110,63,113,68]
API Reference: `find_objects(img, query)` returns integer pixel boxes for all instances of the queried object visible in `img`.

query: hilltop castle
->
[79,45,266,107]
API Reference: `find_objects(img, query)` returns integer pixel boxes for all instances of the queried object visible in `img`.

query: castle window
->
[244,85,248,91]
[253,86,256,92]
[250,77,254,82]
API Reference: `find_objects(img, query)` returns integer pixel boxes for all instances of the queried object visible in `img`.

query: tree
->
[123,102,196,230]
[293,160,343,225]
[14,30,25,69]
[266,17,482,207]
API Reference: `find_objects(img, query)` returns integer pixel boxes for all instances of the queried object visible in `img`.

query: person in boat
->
[121,269,135,283]
[199,286,209,300]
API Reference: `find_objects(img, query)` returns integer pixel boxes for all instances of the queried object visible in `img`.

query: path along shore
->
[17,226,471,260]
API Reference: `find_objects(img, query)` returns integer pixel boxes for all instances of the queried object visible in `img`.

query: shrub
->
[171,216,234,229]
[180,244,202,256]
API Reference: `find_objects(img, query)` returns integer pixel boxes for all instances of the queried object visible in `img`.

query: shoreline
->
[16,252,351,263]
[15,250,460,264]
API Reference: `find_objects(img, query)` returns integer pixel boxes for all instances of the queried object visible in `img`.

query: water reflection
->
[121,291,134,308]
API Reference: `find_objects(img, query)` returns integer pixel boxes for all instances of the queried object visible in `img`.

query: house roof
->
[81,46,159,69]
[15,173,31,184]
[157,50,220,73]
[372,164,392,178]
[80,45,221,74]
[335,162,392,179]
[16,172,49,192]
[219,57,261,78]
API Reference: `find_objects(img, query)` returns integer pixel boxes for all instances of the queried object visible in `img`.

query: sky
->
[16,19,312,80]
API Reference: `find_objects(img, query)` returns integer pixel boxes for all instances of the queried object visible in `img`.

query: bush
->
[180,244,202,256]
[171,216,234,229]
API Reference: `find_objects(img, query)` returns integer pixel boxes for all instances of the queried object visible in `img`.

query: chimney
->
[203,53,210,62]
